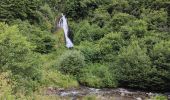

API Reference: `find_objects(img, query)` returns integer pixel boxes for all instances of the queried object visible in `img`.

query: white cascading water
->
[58,14,74,48]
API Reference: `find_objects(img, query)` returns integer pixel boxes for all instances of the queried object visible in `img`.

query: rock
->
[121,92,125,96]
[147,92,154,97]
[136,97,142,100]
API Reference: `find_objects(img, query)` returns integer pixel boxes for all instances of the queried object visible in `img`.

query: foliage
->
[0,23,42,94]
[0,0,170,97]
[76,41,100,63]
[0,72,15,100]
[114,40,153,89]
[121,19,148,39]
[90,7,111,28]
[99,32,124,62]
[150,40,170,91]
[79,63,117,88]
[109,12,135,31]
[14,21,56,54]
[0,0,42,23]
[56,50,85,76]
[41,69,78,88]
[82,95,97,100]
[37,3,55,31]
[141,8,168,31]
[151,95,168,100]
[56,0,112,20]
[73,21,106,44]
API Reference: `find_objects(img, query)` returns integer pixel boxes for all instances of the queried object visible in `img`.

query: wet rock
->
[147,92,154,97]
[120,92,125,96]
[46,86,168,100]
[136,97,142,100]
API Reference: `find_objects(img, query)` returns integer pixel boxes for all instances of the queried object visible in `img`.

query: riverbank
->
[45,86,170,100]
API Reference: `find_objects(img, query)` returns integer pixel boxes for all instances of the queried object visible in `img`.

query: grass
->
[151,95,168,100]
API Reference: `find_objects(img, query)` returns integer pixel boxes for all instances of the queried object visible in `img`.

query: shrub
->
[76,41,101,63]
[0,72,15,100]
[121,20,148,39]
[79,63,117,88]
[99,32,124,62]
[139,30,170,54]
[151,95,168,100]
[91,7,111,28]
[0,23,42,94]
[82,95,97,100]
[109,12,135,31]
[114,40,154,89]
[76,32,124,63]
[54,29,65,48]
[141,8,168,31]
[37,3,55,31]
[150,40,170,91]
[73,21,106,44]
[15,21,56,54]
[0,0,42,22]
[41,69,78,88]
[57,50,85,76]
[61,0,110,20]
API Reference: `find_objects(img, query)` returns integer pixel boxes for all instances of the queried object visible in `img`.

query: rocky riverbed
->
[45,86,170,100]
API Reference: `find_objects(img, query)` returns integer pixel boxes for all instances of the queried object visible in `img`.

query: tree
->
[57,50,85,76]
[114,40,153,89]
[0,0,42,23]
[0,23,42,93]
[150,40,170,91]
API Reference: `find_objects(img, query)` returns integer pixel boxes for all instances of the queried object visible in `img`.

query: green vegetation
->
[56,50,85,76]
[79,63,117,88]
[151,95,168,100]
[0,0,169,99]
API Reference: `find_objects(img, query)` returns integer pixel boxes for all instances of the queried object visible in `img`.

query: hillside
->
[0,0,170,99]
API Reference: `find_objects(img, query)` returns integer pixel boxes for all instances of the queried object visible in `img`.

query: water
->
[58,14,74,48]
[46,86,161,100]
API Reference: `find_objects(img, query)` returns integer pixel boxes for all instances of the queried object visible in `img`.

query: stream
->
[46,86,170,100]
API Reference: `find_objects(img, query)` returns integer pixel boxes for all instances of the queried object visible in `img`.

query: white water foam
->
[58,14,74,48]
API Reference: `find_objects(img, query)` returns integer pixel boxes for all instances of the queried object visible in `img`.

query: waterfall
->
[58,14,74,48]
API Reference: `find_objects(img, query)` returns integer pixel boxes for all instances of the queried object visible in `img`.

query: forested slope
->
[0,0,170,99]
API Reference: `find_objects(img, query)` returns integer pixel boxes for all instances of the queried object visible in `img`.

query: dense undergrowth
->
[0,0,170,99]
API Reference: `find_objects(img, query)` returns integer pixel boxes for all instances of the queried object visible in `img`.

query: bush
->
[141,8,168,31]
[37,3,55,31]
[57,50,85,76]
[99,32,124,62]
[82,95,97,100]
[0,23,42,94]
[139,30,170,53]
[54,29,65,48]
[91,7,111,28]
[77,32,124,63]
[73,21,106,44]
[15,21,56,54]
[0,0,42,23]
[151,95,168,100]
[0,72,15,100]
[76,41,101,63]
[61,0,110,20]
[109,12,135,31]
[79,63,117,88]
[114,40,154,89]
[41,69,78,88]
[150,40,170,91]
[121,20,148,39]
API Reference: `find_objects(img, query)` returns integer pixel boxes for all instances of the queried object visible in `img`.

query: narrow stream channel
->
[46,86,170,100]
